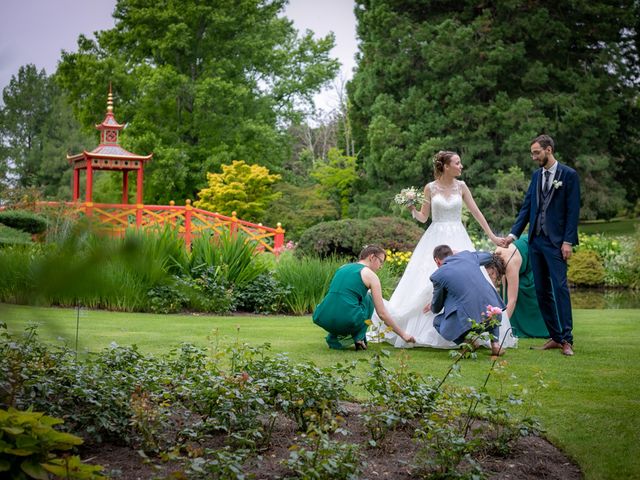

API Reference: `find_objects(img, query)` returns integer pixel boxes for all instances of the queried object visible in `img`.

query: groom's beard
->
[539,153,550,168]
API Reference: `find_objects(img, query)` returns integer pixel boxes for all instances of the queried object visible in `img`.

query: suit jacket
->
[430,251,505,342]
[510,162,580,248]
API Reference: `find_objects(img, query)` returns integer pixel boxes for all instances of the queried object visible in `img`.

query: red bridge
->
[35,200,285,254]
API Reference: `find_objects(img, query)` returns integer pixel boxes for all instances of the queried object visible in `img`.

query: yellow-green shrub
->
[568,250,605,286]
[194,160,281,221]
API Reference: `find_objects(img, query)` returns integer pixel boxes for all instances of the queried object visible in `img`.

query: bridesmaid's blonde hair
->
[432,151,458,179]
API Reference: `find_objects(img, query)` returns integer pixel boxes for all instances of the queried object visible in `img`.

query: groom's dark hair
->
[532,134,555,152]
[433,245,453,260]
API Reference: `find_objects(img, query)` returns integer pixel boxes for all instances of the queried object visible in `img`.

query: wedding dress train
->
[368,180,518,349]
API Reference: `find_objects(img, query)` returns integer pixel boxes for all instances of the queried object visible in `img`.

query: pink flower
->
[484,305,503,318]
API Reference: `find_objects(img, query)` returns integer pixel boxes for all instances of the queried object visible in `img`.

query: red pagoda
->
[67,86,152,205]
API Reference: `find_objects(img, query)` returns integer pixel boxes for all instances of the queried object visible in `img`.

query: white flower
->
[553,180,563,189]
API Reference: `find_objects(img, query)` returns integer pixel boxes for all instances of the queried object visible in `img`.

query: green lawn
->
[2,303,639,480]
[579,217,638,235]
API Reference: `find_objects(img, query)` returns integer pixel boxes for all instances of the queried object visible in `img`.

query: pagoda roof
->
[96,111,124,130]
[67,145,153,163]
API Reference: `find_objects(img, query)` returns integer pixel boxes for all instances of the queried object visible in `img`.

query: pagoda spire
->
[95,85,124,144]
[107,82,113,113]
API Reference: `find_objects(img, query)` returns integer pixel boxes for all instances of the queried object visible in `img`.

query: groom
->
[504,134,580,356]
[427,245,506,356]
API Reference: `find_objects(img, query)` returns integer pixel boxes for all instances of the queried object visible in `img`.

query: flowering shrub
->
[575,233,638,288]
[384,249,412,277]
[577,233,621,262]
[274,240,297,256]
[601,235,640,288]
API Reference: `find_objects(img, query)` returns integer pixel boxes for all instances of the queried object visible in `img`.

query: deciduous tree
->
[311,148,358,218]
[57,0,339,204]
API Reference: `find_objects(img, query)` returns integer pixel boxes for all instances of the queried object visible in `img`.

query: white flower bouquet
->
[394,186,425,208]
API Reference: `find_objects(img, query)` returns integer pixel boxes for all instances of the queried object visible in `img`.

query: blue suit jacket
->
[430,251,505,343]
[510,162,580,248]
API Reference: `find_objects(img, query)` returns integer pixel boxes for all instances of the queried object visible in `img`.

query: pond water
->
[571,288,640,309]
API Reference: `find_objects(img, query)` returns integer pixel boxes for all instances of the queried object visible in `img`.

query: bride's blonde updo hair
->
[432,151,458,179]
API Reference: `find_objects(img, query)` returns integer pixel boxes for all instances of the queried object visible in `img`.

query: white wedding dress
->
[368,180,518,349]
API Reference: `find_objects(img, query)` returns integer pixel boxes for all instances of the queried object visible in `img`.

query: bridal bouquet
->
[394,186,425,208]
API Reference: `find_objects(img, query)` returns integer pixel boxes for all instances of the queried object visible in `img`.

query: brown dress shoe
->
[531,339,563,350]
[562,342,574,356]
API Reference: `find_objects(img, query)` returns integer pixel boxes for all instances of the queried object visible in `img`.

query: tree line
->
[1,0,638,238]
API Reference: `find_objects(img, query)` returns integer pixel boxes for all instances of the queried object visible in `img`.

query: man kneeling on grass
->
[426,245,506,356]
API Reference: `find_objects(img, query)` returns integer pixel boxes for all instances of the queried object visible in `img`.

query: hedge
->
[296,216,424,258]
[0,210,49,234]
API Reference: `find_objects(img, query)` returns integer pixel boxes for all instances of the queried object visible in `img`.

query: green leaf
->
[0,459,11,471]
[5,448,35,456]
[21,460,49,480]
[2,426,24,435]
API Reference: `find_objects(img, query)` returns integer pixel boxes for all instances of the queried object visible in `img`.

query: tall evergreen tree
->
[56,0,339,204]
[0,65,93,199]
[1,65,51,190]
[349,0,639,219]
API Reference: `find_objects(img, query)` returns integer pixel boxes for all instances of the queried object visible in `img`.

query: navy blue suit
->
[430,251,505,344]
[510,162,580,345]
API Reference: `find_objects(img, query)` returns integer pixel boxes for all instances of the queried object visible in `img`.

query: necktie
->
[543,170,551,195]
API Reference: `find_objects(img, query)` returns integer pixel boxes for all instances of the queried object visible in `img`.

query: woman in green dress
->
[491,235,548,338]
[313,245,416,350]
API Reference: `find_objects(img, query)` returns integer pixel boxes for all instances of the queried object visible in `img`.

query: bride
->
[368,151,518,349]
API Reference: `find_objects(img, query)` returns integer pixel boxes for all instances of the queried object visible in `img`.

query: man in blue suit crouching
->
[428,245,506,356]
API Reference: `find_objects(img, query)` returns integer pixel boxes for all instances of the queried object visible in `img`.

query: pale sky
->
[0,0,358,110]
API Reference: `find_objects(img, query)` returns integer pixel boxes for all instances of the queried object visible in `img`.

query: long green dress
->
[312,263,374,349]
[507,235,549,338]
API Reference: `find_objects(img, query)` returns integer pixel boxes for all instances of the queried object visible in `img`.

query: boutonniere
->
[552,180,563,189]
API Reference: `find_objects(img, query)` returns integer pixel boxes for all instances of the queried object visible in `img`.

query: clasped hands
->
[492,235,513,248]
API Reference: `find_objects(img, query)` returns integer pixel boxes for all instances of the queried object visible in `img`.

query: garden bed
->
[84,402,582,479]
[2,323,585,479]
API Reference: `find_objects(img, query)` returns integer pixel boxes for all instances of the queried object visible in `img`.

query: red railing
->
[33,201,285,254]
